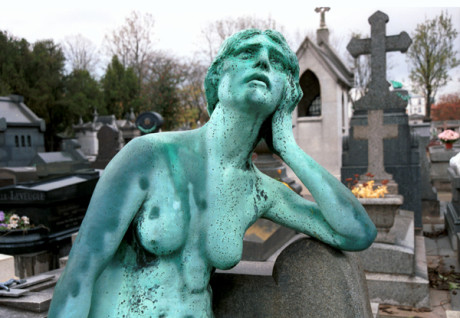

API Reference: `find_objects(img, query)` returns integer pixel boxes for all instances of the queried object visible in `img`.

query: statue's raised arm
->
[48,29,376,318]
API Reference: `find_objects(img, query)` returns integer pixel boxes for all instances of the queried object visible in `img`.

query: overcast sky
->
[1,1,459,95]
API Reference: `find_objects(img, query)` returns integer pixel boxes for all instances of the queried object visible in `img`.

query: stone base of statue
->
[211,235,373,318]
[359,210,430,308]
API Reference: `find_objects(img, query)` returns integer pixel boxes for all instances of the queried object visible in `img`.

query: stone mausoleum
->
[293,9,353,178]
[0,95,46,167]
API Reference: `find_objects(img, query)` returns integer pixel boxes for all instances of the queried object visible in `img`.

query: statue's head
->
[204,29,302,117]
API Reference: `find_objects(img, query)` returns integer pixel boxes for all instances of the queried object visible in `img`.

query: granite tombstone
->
[342,11,430,307]
[91,124,124,169]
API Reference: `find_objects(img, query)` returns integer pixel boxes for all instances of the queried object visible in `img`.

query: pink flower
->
[21,216,30,225]
[438,129,460,142]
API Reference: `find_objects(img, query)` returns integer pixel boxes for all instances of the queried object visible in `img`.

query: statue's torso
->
[88,134,270,317]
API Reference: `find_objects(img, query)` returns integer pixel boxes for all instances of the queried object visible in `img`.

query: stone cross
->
[315,7,330,28]
[347,11,412,180]
[353,110,398,180]
[347,11,412,111]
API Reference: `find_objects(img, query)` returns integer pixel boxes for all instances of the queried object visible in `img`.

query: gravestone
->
[411,123,440,218]
[91,124,124,169]
[212,236,373,317]
[341,11,429,307]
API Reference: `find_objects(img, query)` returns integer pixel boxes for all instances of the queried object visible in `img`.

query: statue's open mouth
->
[246,74,270,88]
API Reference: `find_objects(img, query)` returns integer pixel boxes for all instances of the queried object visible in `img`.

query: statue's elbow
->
[354,223,377,251]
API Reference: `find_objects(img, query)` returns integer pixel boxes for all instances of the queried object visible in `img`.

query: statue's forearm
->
[275,122,376,248]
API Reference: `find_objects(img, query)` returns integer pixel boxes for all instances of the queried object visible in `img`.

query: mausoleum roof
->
[0,95,45,131]
[296,37,354,88]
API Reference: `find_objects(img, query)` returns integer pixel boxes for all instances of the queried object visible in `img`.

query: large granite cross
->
[347,11,412,180]
[347,11,412,111]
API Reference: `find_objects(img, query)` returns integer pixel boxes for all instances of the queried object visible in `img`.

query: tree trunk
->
[424,89,432,122]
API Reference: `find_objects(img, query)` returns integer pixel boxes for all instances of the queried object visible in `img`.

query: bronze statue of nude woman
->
[48,29,377,318]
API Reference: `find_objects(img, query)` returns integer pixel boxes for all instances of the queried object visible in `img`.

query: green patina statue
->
[48,29,377,318]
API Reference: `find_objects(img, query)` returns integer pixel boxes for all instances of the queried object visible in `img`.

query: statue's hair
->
[204,29,303,116]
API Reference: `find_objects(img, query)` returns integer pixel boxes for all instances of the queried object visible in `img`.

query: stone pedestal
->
[358,195,403,242]
[429,146,459,192]
[342,110,422,229]
[359,210,430,308]
[446,167,460,250]
[212,235,373,318]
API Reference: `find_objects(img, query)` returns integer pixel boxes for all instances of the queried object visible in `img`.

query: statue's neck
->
[202,103,266,169]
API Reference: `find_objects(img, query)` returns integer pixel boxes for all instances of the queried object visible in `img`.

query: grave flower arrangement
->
[0,210,33,231]
[346,173,388,198]
[438,130,459,144]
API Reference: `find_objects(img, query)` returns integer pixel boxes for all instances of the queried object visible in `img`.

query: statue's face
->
[217,35,289,116]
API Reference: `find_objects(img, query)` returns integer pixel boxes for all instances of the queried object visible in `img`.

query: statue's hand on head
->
[261,80,302,158]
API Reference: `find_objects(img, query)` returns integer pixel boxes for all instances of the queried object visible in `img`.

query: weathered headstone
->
[91,125,124,169]
[342,11,429,308]
[411,123,440,218]
[212,236,373,317]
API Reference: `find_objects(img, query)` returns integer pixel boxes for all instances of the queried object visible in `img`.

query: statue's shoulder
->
[125,130,199,156]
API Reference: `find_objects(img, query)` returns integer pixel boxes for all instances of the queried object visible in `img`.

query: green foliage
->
[142,54,188,130]
[0,32,30,95]
[0,31,67,150]
[1,16,209,140]
[407,11,460,119]
[62,69,105,123]
[101,55,140,119]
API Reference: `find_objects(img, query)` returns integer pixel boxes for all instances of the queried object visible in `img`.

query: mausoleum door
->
[297,70,321,117]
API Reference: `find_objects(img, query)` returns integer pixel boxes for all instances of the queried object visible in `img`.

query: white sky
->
[1,1,459,95]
